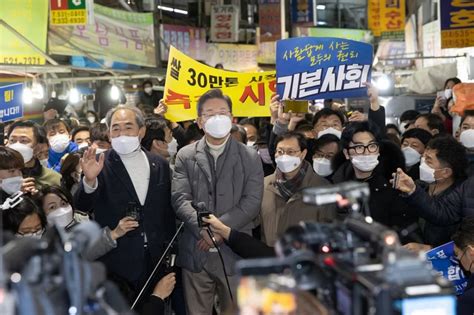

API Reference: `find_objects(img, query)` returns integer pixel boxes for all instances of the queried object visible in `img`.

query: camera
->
[236,182,456,315]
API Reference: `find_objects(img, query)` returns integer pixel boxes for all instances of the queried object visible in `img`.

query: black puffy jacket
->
[404,176,474,225]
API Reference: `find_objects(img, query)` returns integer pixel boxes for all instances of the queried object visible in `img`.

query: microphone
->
[191,202,211,228]
[66,221,102,254]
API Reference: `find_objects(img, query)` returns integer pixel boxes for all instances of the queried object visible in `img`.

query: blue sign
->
[290,0,313,24]
[276,37,373,100]
[0,83,23,122]
[426,241,468,295]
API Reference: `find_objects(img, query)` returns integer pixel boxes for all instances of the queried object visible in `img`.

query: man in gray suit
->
[172,89,264,314]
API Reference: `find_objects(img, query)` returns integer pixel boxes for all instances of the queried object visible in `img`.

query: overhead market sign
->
[50,0,89,25]
[440,0,474,49]
[0,0,48,65]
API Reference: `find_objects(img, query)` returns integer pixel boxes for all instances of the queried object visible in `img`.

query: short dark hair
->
[295,123,314,134]
[37,126,48,145]
[444,77,461,89]
[0,147,24,170]
[141,117,169,151]
[3,195,47,234]
[40,185,74,211]
[43,118,71,134]
[385,123,400,136]
[90,124,110,143]
[461,110,474,126]
[400,110,420,123]
[197,89,232,116]
[231,125,248,144]
[426,135,467,181]
[312,108,345,128]
[142,80,153,88]
[60,153,81,192]
[275,131,308,152]
[7,120,42,144]
[340,121,382,149]
[314,134,341,152]
[71,126,90,142]
[401,128,433,146]
[183,123,204,145]
[452,216,474,250]
[416,113,446,134]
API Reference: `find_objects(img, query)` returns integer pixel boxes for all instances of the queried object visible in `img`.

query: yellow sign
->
[380,0,405,40]
[0,0,48,65]
[368,0,382,37]
[164,46,276,122]
[50,0,88,25]
[440,0,474,49]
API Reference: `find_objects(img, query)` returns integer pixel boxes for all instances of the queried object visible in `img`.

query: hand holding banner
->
[163,46,276,122]
[276,37,373,101]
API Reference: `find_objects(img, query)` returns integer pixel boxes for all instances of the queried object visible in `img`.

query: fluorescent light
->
[373,75,392,92]
[174,8,188,14]
[68,88,80,104]
[110,85,120,101]
[316,5,326,10]
[157,5,188,14]
[317,21,328,25]
[157,5,173,12]
[22,87,33,105]
[31,82,44,99]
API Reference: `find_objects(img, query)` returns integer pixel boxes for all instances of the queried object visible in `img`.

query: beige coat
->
[260,169,336,246]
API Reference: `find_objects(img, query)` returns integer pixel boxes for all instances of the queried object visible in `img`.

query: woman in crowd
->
[3,193,47,238]
[60,153,82,195]
[0,147,37,202]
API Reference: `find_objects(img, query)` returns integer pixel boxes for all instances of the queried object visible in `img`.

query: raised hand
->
[154,99,168,116]
[80,147,105,187]
[364,82,379,111]
[270,94,281,124]
[390,168,416,194]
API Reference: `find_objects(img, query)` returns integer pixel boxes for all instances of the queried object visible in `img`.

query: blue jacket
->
[48,141,78,172]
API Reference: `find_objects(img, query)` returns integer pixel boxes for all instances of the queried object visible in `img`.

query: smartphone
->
[126,202,141,221]
[436,91,446,99]
[392,171,398,189]
[283,100,308,113]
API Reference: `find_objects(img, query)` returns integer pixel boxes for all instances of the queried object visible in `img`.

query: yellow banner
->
[0,0,48,65]
[380,0,405,40]
[164,46,276,122]
[368,0,382,37]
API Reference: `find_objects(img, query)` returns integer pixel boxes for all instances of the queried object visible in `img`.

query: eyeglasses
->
[275,149,301,156]
[201,111,231,119]
[348,143,379,154]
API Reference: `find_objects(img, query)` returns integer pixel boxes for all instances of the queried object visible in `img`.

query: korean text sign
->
[49,4,155,67]
[426,241,467,295]
[440,0,474,49]
[0,83,23,123]
[0,0,48,65]
[276,37,373,101]
[164,46,276,122]
[210,5,239,43]
[50,0,88,25]
[380,0,405,41]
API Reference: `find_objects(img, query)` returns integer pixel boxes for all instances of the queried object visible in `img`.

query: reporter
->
[2,194,46,238]
[203,215,275,258]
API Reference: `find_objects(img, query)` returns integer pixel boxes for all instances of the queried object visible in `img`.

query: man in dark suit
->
[74,105,176,302]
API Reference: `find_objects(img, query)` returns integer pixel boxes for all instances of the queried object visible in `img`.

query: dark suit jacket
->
[74,149,176,283]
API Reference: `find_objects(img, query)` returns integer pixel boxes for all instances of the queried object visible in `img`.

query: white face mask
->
[1,176,23,195]
[144,87,153,94]
[460,129,474,149]
[402,146,421,167]
[444,89,452,99]
[111,136,140,155]
[313,158,333,177]
[399,121,408,135]
[204,115,232,139]
[351,154,379,172]
[77,142,89,150]
[247,141,256,147]
[87,116,96,124]
[419,160,436,184]
[258,148,273,164]
[47,205,74,228]
[16,228,44,239]
[275,155,301,173]
[49,134,70,153]
[167,138,178,157]
[8,142,34,163]
[95,148,108,154]
[318,127,342,139]
[39,159,49,168]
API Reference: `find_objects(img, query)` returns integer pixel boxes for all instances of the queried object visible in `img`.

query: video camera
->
[236,182,456,315]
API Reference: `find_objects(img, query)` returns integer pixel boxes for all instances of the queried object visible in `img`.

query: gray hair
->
[105,105,145,129]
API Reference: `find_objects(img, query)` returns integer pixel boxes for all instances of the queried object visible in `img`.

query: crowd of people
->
[1,77,474,314]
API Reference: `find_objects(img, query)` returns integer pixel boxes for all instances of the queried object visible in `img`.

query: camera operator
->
[452,217,474,315]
